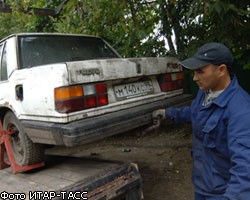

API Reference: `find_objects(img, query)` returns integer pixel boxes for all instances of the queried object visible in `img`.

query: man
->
[153,42,250,200]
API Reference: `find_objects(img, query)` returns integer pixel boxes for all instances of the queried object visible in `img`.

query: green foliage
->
[52,0,165,57]
[0,0,249,69]
[0,12,33,39]
[180,0,250,68]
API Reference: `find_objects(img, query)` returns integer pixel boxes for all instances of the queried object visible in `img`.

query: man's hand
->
[143,109,166,134]
[152,109,166,120]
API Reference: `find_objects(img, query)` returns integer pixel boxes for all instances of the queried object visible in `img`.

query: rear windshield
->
[18,35,119,69]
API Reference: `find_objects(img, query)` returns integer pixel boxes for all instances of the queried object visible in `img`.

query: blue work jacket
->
[166,75,250,200]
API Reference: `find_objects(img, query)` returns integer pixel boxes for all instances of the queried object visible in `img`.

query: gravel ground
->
[47,121,194,200]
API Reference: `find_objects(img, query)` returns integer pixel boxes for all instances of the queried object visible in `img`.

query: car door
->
[0,41,11,108]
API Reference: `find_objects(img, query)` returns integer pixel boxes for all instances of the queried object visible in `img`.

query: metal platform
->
[0,155,142,199]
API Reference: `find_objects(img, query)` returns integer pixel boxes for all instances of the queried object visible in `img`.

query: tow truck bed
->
[0,155,142,200]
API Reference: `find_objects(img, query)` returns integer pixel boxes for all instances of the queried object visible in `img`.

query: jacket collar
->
[211,74,238,108]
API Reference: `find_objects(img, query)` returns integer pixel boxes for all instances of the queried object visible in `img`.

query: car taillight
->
[157,72,184,92]
[54,83,108,113]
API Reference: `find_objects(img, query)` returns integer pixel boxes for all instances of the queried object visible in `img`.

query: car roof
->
[0,33,101,43]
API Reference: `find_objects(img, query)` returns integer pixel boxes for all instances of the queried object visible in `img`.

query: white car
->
[0,33,191,166]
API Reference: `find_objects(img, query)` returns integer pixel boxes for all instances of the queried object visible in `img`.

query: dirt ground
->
[46,121,194,200]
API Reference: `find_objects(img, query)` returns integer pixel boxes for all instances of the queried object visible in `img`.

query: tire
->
[3,111,45,166]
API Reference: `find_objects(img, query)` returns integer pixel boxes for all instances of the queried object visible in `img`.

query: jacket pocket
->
[202,117,219,148]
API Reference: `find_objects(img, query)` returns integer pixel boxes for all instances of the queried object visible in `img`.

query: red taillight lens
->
[98,94,108,106]
[55,98,85,113]
[160,82,173,91]
[95,83,107,93]
[158,72,184,92]
[55,82,108,113]
[163,74,172,82]
[85,96,97,109]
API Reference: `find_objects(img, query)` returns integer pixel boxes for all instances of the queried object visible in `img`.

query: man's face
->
[193,64,222,91]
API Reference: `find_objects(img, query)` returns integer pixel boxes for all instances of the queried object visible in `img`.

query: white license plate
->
[114,80,154,99]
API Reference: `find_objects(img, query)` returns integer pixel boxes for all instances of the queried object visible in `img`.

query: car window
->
[0,44,3,75]
[18,35,119,69]
[0,43,8,81]
[1,44,8,81]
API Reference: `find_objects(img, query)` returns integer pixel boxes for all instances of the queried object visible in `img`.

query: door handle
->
[15,85,23,101]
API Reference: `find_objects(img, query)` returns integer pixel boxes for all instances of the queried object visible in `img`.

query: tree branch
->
[0,0,69,16]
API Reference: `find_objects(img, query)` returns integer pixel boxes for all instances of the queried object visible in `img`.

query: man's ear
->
[218,64,228,76]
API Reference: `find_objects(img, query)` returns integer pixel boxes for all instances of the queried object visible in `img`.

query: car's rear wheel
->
[3,111,44,166]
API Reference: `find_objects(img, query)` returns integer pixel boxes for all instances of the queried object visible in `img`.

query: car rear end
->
[16,33,192,146]
[22,57,191,146]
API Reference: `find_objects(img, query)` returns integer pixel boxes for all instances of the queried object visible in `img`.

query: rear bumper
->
[21,94,192,146]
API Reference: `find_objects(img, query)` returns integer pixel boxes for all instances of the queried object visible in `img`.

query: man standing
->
[153,42,250,200]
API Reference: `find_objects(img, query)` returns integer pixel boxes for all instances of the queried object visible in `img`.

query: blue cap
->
[181,42,234,70]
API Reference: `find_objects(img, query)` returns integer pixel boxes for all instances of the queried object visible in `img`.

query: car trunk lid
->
[66,57,181,84]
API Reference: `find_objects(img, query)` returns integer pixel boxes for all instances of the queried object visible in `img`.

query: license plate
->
[114,80,154,100]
